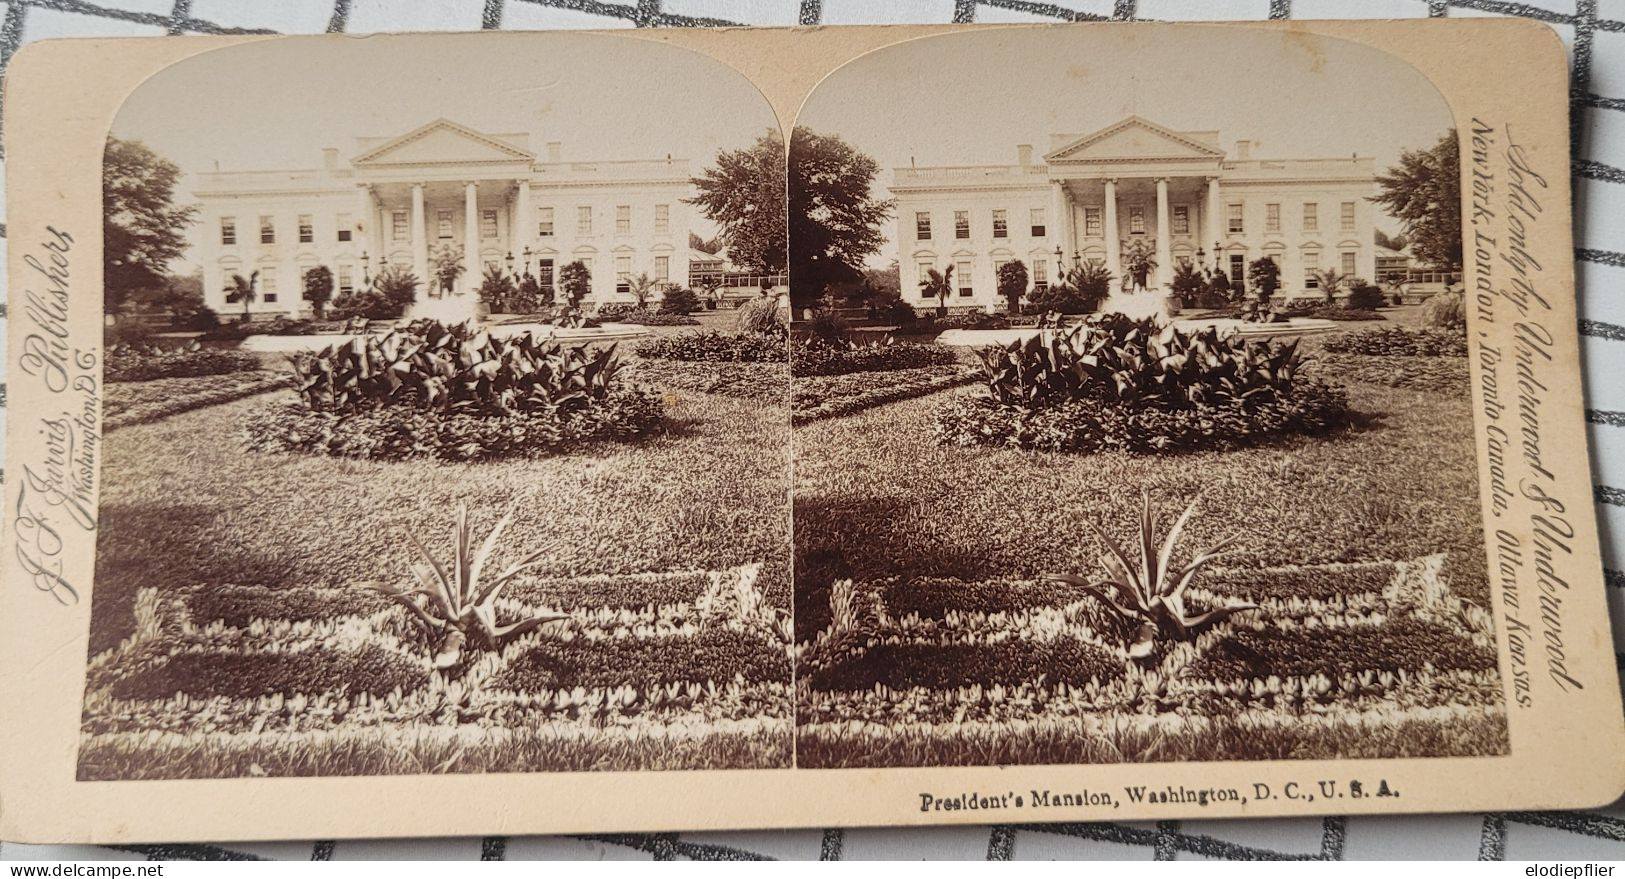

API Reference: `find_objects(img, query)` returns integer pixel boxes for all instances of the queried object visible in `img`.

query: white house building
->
[193,118,693,317]
[891,116,1378,311]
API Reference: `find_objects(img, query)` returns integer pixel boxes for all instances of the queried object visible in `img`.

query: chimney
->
[546,141,562,162]
[322,147,339,170]
[1234,140,1253,160]
[1017,144,1033,166]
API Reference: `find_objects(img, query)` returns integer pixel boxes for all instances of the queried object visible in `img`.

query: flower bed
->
[199,318,325,342]
[105,344,263,382]
[1280,306,1386,322]
[790,336,959,377]
[494,628,790,691]
[1322,326,1468,357]
[111,644,429,701]
[935,383,1350,454]
[935,315,1352,455]
[242,389,663,461]
[807,639,1125,691]
[241,320,663,461]
[630,359,789,402]
[634,329,788,362]
[796,554,1503,767]
[80,564,793,777]
[792,365,978,424]
[596,307,700,326]
[105,371,290,430]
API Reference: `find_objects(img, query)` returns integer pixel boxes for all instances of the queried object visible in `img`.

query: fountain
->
[934,285,1337,349]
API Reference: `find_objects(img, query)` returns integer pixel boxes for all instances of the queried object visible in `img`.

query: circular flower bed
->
[936,314,1352,454]
[241,319,663,461]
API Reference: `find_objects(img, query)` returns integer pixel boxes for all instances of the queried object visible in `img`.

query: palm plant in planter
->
[360,504,568,668]
[1121,239,1158,292]
[1045,491,1256,659]
[223,270,260,323]
[919,265,953,318]
[430,243,464,296]
[1314,268,1347,305]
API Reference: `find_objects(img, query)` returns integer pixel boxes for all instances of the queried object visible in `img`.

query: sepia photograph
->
[81,33,794,779]
[789,28,1506,768]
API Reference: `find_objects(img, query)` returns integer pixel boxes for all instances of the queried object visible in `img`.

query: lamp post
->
[504,252,515,275]
[522,245,532,275]
[361,251,370,284]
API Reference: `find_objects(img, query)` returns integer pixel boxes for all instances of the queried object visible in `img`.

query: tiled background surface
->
[0,0,1621,861]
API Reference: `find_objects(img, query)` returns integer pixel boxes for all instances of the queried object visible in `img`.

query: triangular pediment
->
[1045,117,1224,163]
[352,119,533,166]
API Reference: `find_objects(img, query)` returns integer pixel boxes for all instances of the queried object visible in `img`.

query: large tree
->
[788,127,893,310]
[687,130,788,274]
[1373,130,1462,271]
[104,137,198,313]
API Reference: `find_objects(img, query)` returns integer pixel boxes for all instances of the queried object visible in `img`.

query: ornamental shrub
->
[737,294,785,334]
[935,385,1350,454]
[289,320,630,416]
[1344,281,1386,311]
[242,387,662,461]
[635,328,788,363]
[657,286,703,315]
[937,314,1351,454]
[1420,288,1467,330]
[245,319,662,460]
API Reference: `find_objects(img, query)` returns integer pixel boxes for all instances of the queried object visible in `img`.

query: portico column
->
[514,179,532,267]
[410,183,428,290]
[356,185,378,280]
[1206,176,1221,262]
[1103,178,1121,287]
[464,181,480,294]
[1155,177,1173,291]
[1050,180,1068,264]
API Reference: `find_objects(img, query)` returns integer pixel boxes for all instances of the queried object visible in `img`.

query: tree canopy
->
[104,137,197,312]
[1373,130,1462,271]
[788,127,893,310]
[689,127,892,310]
[687,130,788,274]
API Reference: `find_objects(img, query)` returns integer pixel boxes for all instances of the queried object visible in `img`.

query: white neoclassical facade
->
[891,116,1378,311]
[193,119,693,317]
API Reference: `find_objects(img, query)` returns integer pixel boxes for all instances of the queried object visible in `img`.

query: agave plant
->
[1045,491,1255,659]
[360,504,568,667]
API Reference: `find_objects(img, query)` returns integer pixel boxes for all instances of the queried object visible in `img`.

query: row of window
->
[914,248,1360,299]
[913,200,1360,242]
[1229,201,1358,235]
[916,209,1047,241]
[221,215,356,246]
[220,203,676,247]
[534,204,670,238]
